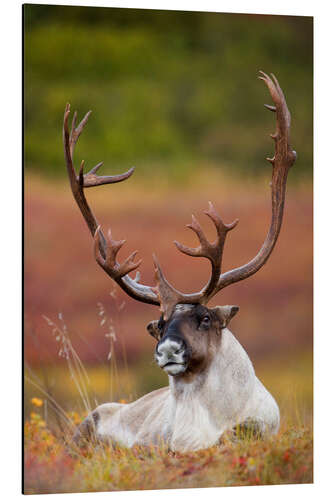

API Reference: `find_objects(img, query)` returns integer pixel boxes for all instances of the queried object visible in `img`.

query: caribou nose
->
[156,337,186,358]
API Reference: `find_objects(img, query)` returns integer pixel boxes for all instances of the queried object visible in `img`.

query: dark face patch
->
[148,303,239,377]
[154,304,224,376]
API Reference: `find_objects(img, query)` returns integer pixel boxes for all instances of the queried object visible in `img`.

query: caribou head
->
[149,304,239,377]
[64,72,296,451]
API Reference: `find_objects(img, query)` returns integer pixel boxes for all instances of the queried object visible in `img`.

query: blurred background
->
[24,5,312,423]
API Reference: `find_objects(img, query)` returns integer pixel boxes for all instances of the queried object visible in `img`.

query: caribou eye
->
[200,315,211,328]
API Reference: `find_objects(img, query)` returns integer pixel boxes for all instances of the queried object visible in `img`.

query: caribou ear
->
[213,305,240,329]
[146,320,161,341]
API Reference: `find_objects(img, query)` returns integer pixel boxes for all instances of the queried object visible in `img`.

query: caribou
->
[63,72,296,452]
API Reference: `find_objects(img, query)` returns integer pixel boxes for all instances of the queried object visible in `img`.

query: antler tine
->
[105,228,126,267]
[204,201,239,235]
[174,215,207,257]
[66,104,136,190]
[94,227,142,280]
[69,109,92,158]
[63,104,159,306]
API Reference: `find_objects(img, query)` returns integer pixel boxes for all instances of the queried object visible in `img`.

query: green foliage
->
[24,5,312,181]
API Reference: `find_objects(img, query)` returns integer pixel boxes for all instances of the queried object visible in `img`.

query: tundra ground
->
[24,174,312,493]
[24,349,312,493]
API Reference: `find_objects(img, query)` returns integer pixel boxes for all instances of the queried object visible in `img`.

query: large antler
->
[63,104,159,305]
[64,72,296,321]
[216,71,297,290]
[152,72,296,318]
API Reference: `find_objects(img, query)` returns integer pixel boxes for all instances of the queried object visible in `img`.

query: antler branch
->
[174,202,238,299]
[152,72,296,316]
[63,104,159,305]
[215,71,297,291]
[94,227,142,279]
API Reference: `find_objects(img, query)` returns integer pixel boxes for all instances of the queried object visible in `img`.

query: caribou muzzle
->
[155,325,190,376]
